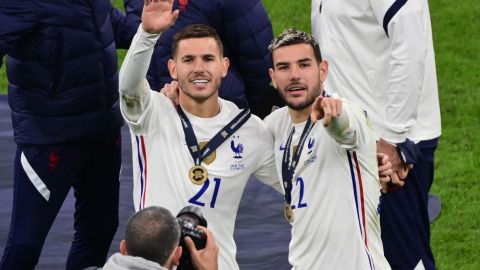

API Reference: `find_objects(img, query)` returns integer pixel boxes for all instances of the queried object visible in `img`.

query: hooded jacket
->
[102,253,167,270]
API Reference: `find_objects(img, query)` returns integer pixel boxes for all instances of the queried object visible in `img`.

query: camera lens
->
[176,206,208,270]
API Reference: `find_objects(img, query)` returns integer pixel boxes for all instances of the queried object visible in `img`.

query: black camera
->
[176,206,208,270]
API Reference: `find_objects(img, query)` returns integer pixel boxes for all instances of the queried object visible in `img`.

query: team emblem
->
[199,141,216,165]
[179,0,188,11]
[189,165,208,185]
[230,137,244,159]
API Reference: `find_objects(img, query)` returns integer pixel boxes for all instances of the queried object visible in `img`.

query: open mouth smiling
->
[192,79,209,86]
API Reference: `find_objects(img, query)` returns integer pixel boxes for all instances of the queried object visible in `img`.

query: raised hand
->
[142,0,179,34]
[310,96,342,126]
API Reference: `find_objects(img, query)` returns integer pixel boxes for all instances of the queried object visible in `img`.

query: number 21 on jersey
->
[189,178,222,208]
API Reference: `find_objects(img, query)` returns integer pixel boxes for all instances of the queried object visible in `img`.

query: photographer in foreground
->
[103,206,218,270]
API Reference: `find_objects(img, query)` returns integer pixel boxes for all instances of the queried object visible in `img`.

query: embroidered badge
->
[179,0,188,11]
[48,149,59,171]
[230,135,245,170]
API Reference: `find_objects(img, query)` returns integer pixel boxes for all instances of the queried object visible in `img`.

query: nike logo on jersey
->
[279,144,285,151]
[307,137,315,154]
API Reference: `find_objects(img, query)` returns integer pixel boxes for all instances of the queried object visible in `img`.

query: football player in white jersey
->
[264,29,391,269]
[118,1,281,269]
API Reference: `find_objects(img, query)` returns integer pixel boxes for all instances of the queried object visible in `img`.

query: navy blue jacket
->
[0,0,141,144]
[146,0,274,108]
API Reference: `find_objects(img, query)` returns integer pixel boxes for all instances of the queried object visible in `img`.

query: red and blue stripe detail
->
[347,150,375,270]
[135,135,148,210]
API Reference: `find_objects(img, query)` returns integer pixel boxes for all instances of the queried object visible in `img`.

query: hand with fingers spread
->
[142,0,180,34]
[310,95,342,126]
[184,225,219,270]
[160,80,180,106]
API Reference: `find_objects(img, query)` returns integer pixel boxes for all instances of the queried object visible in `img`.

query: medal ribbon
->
[177,106,251,166]
[281,118,315,206]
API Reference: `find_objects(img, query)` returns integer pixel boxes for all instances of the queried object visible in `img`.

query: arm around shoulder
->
[254,117,283,193]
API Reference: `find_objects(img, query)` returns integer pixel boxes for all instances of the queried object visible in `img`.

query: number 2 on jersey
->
[189,178,222,208]
[291,177,308,209]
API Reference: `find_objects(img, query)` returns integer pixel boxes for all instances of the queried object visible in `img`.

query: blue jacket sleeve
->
[221,0,274,107]
[0,0,37,67]
[109,0,143,49]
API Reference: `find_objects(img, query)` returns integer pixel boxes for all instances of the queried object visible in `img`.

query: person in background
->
[0,0,140,269]
[144,0,274,116]
[103,206,218,270]
[312,0,441,268]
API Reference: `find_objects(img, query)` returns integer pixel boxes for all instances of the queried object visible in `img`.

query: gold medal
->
[284,203,294,222]
[189,165,208,185]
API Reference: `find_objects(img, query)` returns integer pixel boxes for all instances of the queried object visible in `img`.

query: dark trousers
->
[0,131,121,270]
[380,138,438,270]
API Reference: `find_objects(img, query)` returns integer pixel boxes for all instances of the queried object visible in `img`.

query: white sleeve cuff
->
[138,23,161,46]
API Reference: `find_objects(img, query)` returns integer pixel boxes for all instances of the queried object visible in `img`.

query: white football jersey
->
[264,99,390,269]
[312,0,441,143]
[119,26,281,270]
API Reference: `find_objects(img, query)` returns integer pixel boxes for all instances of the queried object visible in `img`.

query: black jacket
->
[0,0,140,144]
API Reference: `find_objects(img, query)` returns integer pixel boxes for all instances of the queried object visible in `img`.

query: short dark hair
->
[125,206,181,265]
[171,24,224,58]
[268,29,322,63]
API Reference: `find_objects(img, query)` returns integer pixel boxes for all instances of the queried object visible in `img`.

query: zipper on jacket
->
[51,29,63,97]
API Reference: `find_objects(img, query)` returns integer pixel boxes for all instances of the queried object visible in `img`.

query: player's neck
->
[179,95,220,118]
[288,105,312,124]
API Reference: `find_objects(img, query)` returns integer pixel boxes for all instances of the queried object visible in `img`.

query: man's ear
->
[221,57,230,78]
[120,240,128,255]
[269,68,277,89]
[168,59,177,80]
[319,60,329,82]
[172,246,182,266]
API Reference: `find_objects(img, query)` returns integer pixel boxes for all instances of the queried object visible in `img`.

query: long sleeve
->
[0,0,36,66]
[370,0,427,143]
[221,0,274,107]
[119,25,159,124]
[313,0,439,143]
[325,98,374,151]
[109,0,143,49]
[253,119,283,194]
